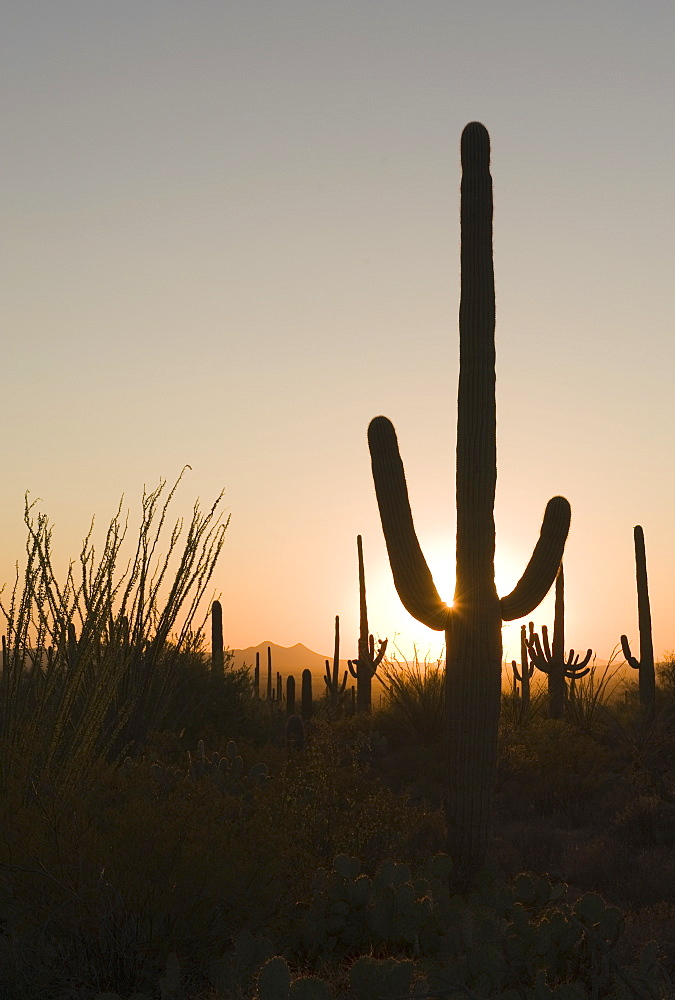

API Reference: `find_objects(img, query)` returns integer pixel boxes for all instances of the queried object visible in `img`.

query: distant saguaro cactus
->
[254,651,260,698]
[286,675,296,716]
[266,646,272,700]
[511,624,534,709]
[276,671,282,703]
[301,668,313,720]
[620,525,656,722]
[324,615,347,710]
[367,122,571,880]
[527,565,592,719]
[348,535,388,713]
[211,600,224,674]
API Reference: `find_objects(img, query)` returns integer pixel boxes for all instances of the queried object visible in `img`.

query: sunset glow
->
[2,2,674,671]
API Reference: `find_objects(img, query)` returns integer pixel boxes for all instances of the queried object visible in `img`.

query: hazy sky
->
[3,2,674,665]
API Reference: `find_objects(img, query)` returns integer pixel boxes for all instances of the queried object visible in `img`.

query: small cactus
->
[527,565,592,719]
[511,623,534,709]
[324,615,347,709]
[620,525,656,722]
[286,675,296,715]
[301,669,313,720]
[347,535,388,713]
[211,599,224,674]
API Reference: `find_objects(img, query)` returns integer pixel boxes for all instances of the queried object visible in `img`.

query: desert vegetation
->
[2,123,674,999]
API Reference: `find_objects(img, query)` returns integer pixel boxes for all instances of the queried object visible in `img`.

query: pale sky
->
[3,2,674,665]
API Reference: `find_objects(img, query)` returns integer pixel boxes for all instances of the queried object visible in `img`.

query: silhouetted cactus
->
[267,646,272,700]
[347,535,388,713]
[286,675,296,715]
[620,525,656,722]
[324,615,347,709]
[285,713,305,751]
[276,671,282,703]
[511,624,534,708]
[254,652,260,698]
[527,565,592,719]
[301,668,313,720]
[211,599,224,674]
[367,123,571,879]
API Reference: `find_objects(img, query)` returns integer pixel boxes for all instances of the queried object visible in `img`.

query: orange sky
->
[2,3,674,666]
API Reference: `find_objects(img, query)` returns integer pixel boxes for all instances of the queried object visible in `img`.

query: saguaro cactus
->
[266,646,272,700]
[301,668,313,720]
[527,565,592,719]
[254,651,260,698]
[324,614,347,709]
[211,600,224,674]
[511,624,534,709]
[620,525,656,722]
[286,675,296,716]
[348,535,388,713]
[367,122,571,879]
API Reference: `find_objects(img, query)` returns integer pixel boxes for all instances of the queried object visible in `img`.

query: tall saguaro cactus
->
[620,525,656,722]
[348,535,388,713]
[367,122,571,880]
[527,565,592,719]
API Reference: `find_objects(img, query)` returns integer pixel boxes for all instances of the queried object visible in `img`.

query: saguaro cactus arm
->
[368,417,453,631]
[620,633,640,670]
[499,497,571,621]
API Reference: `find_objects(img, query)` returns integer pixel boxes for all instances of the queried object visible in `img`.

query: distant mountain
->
[228,641,350,679]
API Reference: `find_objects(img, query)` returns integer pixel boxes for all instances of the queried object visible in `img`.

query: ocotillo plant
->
[211,600,224,674]
[367,122,571,880]
[324,614,347,710]
[620,525,656,722]
[266,646,272,700]
[286,675,296,716]
[527,565,592,719]
[301,668,313,720]
[347,535,388,713]
[512,624,534,709]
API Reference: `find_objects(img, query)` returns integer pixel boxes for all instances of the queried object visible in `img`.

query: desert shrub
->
[378,647,445,743]
[498,718,617,821]
[656,651,675,696]
[0,472,229,802]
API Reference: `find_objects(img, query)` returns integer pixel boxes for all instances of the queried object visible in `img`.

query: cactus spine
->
[367,123,571,879]
[620,525,656,722]
[527,565,592,719]
[511,624,534,709]
[301,668,313,720]
[347,535,388,713]
[211,599,224,674]
[324,614,347,709]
